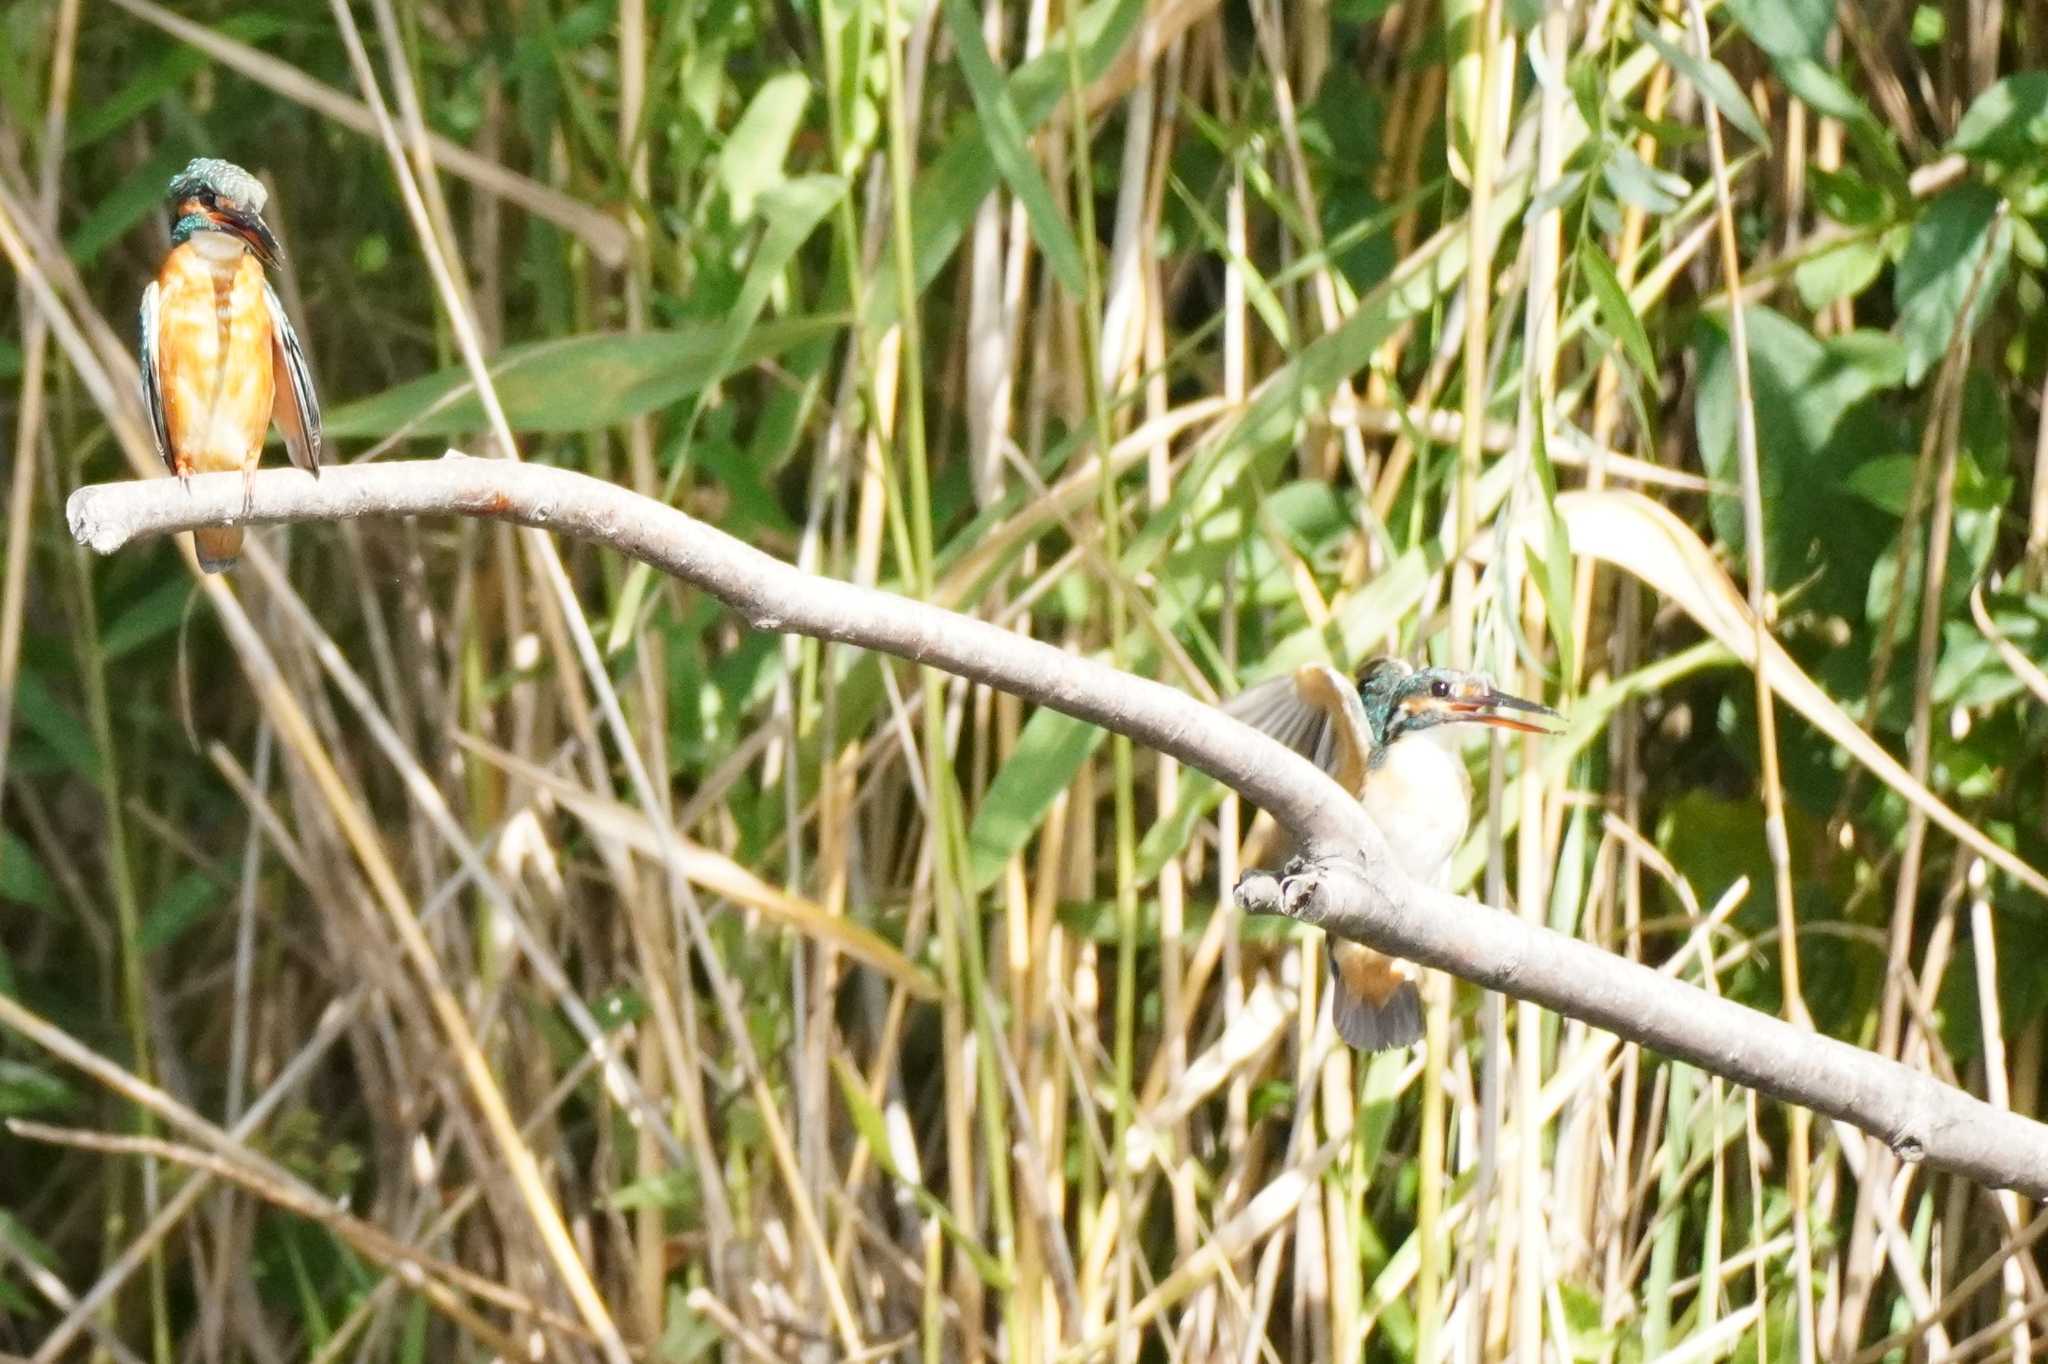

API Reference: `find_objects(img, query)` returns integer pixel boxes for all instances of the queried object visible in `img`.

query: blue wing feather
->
[263,283,321,471]
[138,281,173,471]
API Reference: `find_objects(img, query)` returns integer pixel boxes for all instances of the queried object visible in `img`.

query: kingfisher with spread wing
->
[1227,659,1559,1050]
[140,157,321,571]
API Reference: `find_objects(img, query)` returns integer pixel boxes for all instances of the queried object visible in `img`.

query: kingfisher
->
[139,157,321,572]
[1226,658,1559,1050]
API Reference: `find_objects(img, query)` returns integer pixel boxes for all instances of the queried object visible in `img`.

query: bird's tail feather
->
[194,526,242,573]
[1328,940,1423,1051]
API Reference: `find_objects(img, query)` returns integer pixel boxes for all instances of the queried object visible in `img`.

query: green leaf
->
[1843,453,1916,514]
[1952,72,2048,163]
[656,1286,721,1364]
[102,575,193,662]
[1894,184,2011,385]
[66,16,289,150]
[67,146,190,269]
[967,706,1108,891]
[1808,167,1890,227]
[1602,143,1689,215]
[13,669,100,786]
[1911,5,1946,47]
[322,316,842,439]
[0,1059,75,1119]
[1578,240,1656,378]
[717,70,810,219]
[1775,57,1884,130]
[939,0,1087,297]
[1693,309,1903,604]
[138,869,219,953]
[606,1169,698,1213]
[1794,234,1885,310]
[0,829,54,914]
[1637,19,1770,147]
[1723,0,1832,61]
[685,175,843,443]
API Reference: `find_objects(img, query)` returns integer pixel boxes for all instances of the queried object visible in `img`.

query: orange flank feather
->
[152,242,275,570]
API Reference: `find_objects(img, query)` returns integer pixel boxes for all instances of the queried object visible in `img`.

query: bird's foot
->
[240,468,255,518]
[1233,868,1285,916]
[1235,855,1341,919]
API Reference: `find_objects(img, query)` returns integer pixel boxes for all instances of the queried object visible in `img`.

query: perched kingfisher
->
[139,157,321,571]
[1226,658,1559,1050]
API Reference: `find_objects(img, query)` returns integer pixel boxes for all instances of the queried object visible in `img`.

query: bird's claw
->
[1236,856,1339,919]
[1233,869,1285,916]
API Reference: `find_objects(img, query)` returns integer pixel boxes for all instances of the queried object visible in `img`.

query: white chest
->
[186,231,249,267]
[1360,731,1473,885]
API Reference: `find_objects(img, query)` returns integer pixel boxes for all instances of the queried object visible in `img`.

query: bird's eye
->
[1430,679,1449,698]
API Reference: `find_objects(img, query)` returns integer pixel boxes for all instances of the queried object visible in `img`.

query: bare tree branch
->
[65,455,2048,1199]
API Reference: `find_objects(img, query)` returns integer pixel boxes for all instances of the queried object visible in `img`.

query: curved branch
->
[65,456,2048,1199]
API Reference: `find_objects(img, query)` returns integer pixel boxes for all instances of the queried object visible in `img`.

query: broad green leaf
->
[1602,144,1689,215]
[322,316,841,439]
[718,71,810,219]
[0,1059,75,1119]
[14,669,100,786]
[1842,454,1916,514]
[1693,309,1902,604]
[967,703,1109,891]
[1808,168,1890,227]
[138,869,218,953]
[1952,72,2048,163]
[1794,235,1885,310]
[1774,57,1884,130]
[1895,184,2011,385]
[656,1285,720,1364]
[67,146,189,269]
[0,830,53,913]
[102,575,193,662]
[1723,0,1832,61]
[939,0,1087,297]
[1638,19,1770,147]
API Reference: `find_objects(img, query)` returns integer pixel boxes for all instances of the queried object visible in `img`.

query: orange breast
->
[156,245,275,477]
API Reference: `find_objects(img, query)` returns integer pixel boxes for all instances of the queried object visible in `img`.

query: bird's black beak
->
[212,204,282,267]
[1447,681,1562,735]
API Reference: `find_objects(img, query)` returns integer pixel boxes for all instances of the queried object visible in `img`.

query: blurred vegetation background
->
[4,0,2048,1360]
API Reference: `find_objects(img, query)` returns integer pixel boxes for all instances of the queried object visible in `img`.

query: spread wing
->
[138,281,173,471]
[264,282,321,471]
[1222,663,1374,797]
